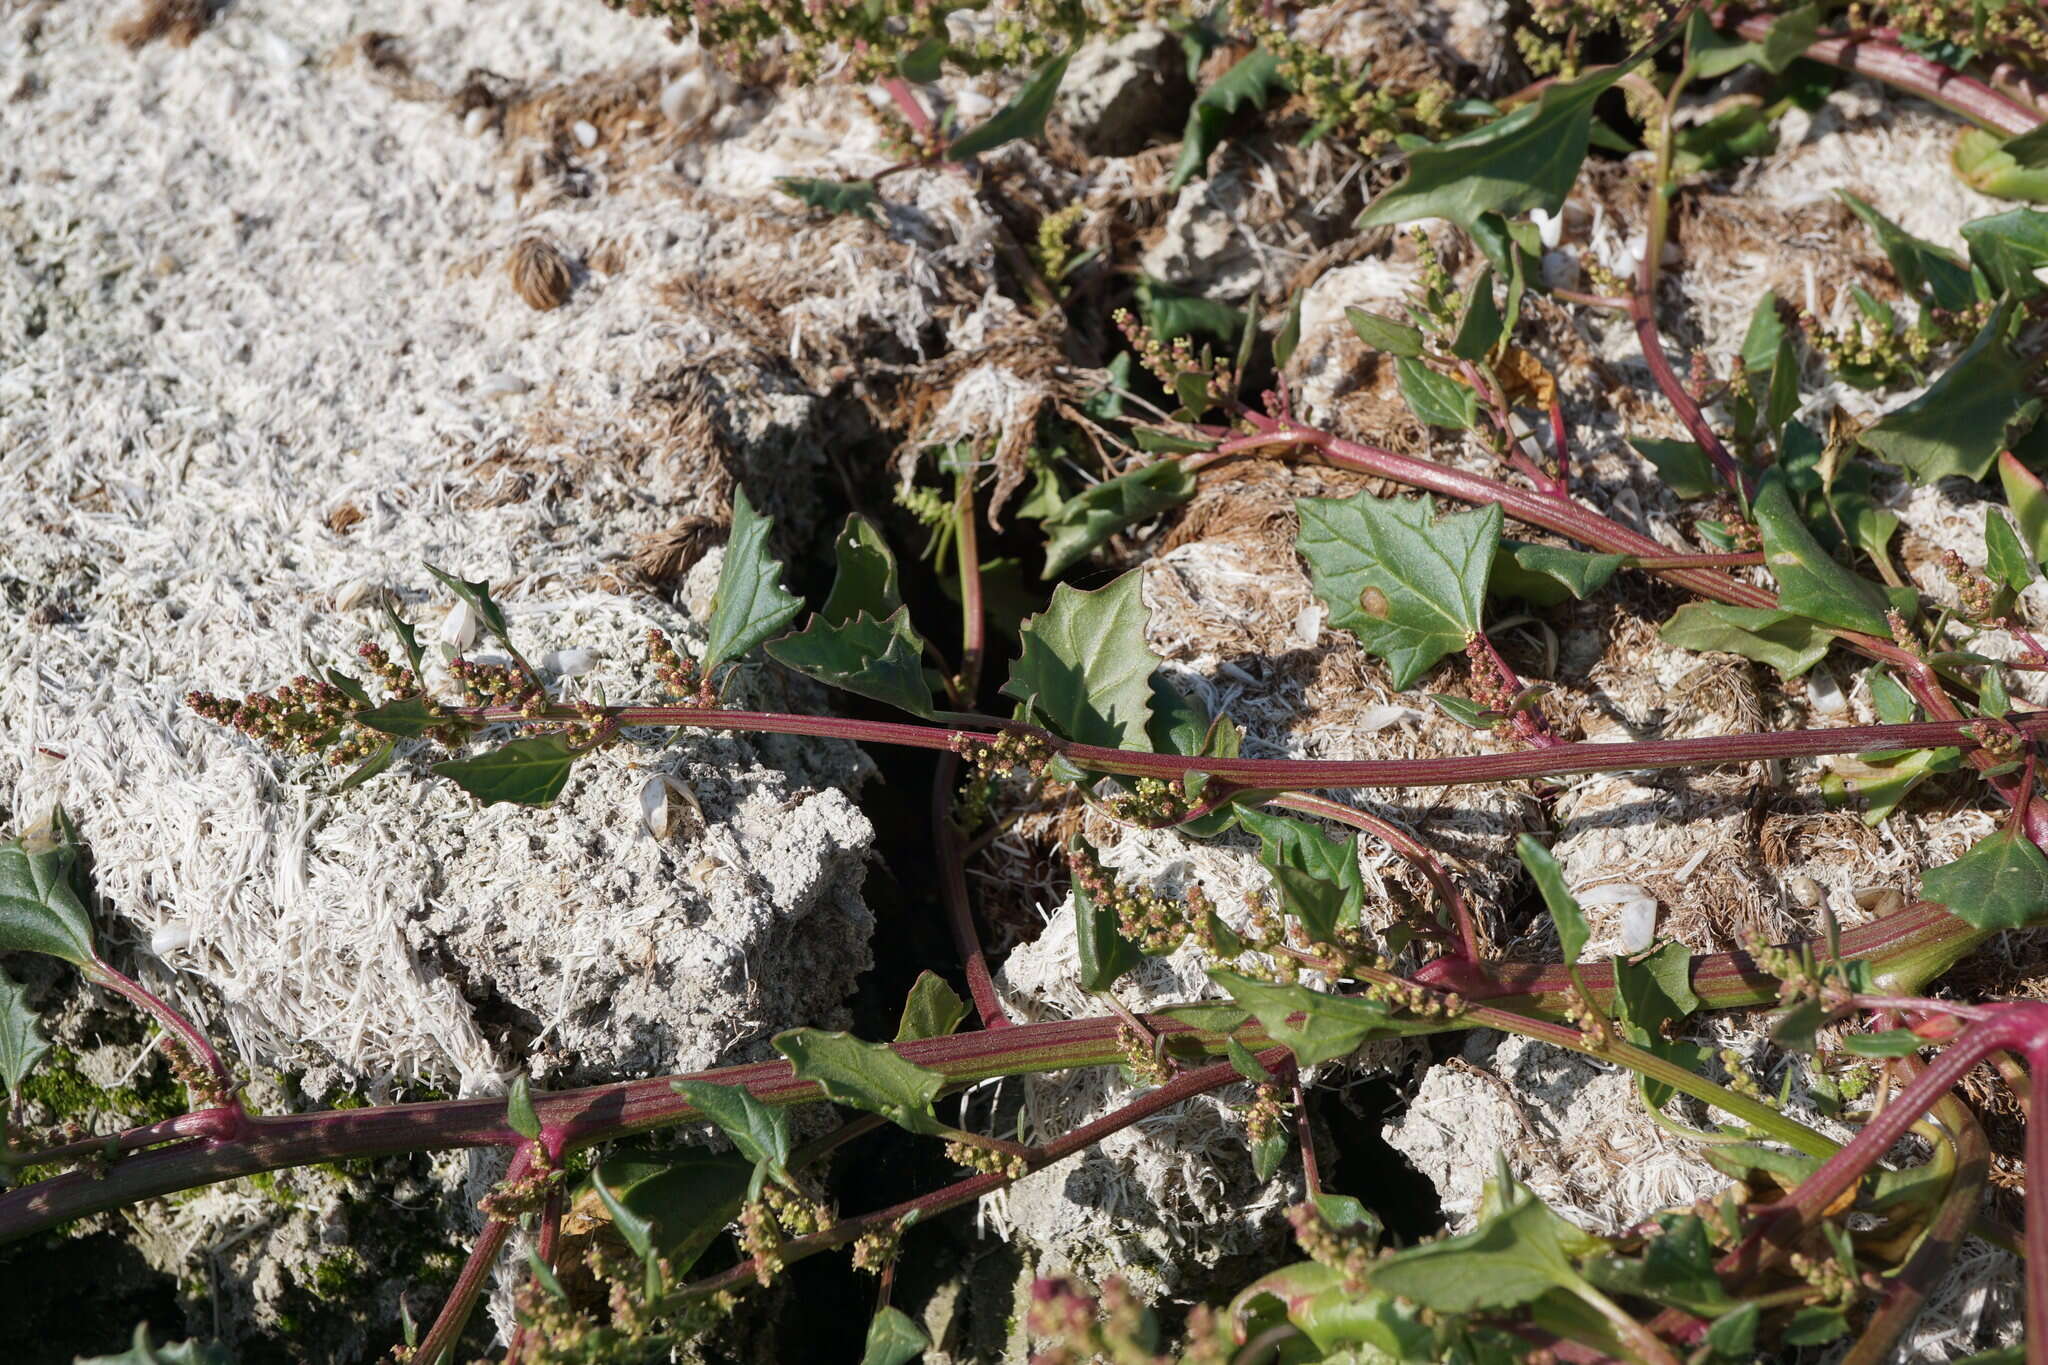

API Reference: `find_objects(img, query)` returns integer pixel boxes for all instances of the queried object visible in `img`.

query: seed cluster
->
[1286,1200,1375,1291]
[186,675,364,759]
[945,1138,1031,1181]
[645,629,711,704]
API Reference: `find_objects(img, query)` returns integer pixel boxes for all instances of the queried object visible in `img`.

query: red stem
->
[416,1155,527,1365]
[936,753,1011,1029]
[1269,792,1480,962]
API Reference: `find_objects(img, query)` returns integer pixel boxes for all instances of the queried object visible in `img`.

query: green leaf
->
[1209,971,1432,1066]
[1861,307,2038,483]
[379,600,428,681]
[591,1169,657,1262]
[1358,60,1640,229]
[1954,129,2048,206]
[1270,864,1349,945]
[1237,807,1367,930]
[1704,1302,1761,1360]
[1659,602,1832,677]
[949,55,1070,161]
[526,1245,568,1302]
[1159,1001,1249,1035]
[1171,50,1289,188]
[1394,357,1479,429]
[332,738,399,794]
[1297,493,1501,689]
[765,609,936,718]
[773,1029,947,1135]
[595,1150,754,1278]
[76,1326,234,1365]
[1823,745,1962,826]
[432,735,578,808]
[1429,693,1502,730]
[672,1078,794,1193]
[1986,508,2036,592]
[1131,426,1216,455]
[324,669,371,708]
[1962,207,2048,299]
[1226,1037,1275,1084]
[1583,1216,1732,1316]
[822,515,902,625]
[1737,291,1799,438]
[898,37,947,83]
[506,1075,542,1141]
[895,971,968,1043]
[1137,277,1245,344]
[1757,3,1823,72]
[704,487,803,673]
[1369,1158,1604,1312]
[1868,666,1919,724]
[859,1306,930,1365]
[2001,450,2048,563]
[1612,942,1704,1107]
[1841,1028,1924,1057]
[1040,462,1197,578]
[356,698,443,738]
[1686,11,1764,78]
[1345,307,1424,358]
[1670,103,1777,176]
[1003,572,1160,750]
[1490,541,1626,606]
[1072,838,1144,990]
[1840,193,1978,311]
[0,829,99,966]
[1629,436,1720,499]
[1251,1127,1288,1181]
[0,971,49,1100]
[1516,836,1588,963]
[1274,290,1304,371]
[776,177,880,220]
[1921,829,2048,931]
[1982,665,2012,719]
[1781,1306,1849,1346]
[1449,268,1503,361]
[1753,472,1895,635]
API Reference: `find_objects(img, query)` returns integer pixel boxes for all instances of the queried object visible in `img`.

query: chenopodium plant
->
[12,7,2048,1365]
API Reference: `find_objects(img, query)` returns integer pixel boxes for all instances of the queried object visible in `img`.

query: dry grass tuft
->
[506,235,576,311]
[109,0,220,49]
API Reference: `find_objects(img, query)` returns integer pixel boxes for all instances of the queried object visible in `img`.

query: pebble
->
[572,119,599,149]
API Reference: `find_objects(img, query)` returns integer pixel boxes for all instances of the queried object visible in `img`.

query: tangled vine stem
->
[0,897,1989,1244]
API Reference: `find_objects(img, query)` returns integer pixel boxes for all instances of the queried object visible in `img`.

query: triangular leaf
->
[1394,357,1479,429]
[1659,602,1832,677]
[895,971,968,1043]
[704,487,803,672]
[1297,493,1501,689]
[859,1306,931,1365]
[822,516,902,625]
[1861,307,2037,484]
[1921,829,2048,931]
[1237,807,1366,931]
[1359,60,1641,229]
[765,608,936,718]
[1003,572,1160,750]
[75,1326,234,1365]
[1369,1159,1604,1312]
[432,735,578,808]
[948,54,1070,161]
[1629,436,1720,499]
[594,1150,754,1278]
[672,1078,795,1190]
[0,829,100,966]
[773,1029,947,1135]
[356,698,443,739]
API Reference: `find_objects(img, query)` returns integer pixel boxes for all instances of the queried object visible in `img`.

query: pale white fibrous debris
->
[440,599,480,651]
[541,648,596,676]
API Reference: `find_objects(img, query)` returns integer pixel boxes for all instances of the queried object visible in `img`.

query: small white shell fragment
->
[541,647,596,677]
[1578,882,1653,907]
[1618,898,1659,953]
[572,119,599,149]
[478,373,529,400]
[1530,207,1564,249]
[1674,846,1709,880]
[1355,704,1423,733]
[641,773,704,840]
[464,106,492,138]
[1806,664,1847,716]
[151,923,193,955]
[332,578,379,611]
[440,599,480,651]
[1790,874,1825,909]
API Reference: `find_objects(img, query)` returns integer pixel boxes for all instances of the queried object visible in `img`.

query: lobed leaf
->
[0,970,50,1101]
[76,1327,234,1365]
[1171,50,1289,188]
[1039,461,1196,578]
[821,515,902,625]
[1861,307,2039,484]
[1921,829,2048,931]
[765,608,936,718]
[672,1078,794,1196]
[703,487,804,673]
[1002,572,1160,750]
[1297,493,1501,689]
